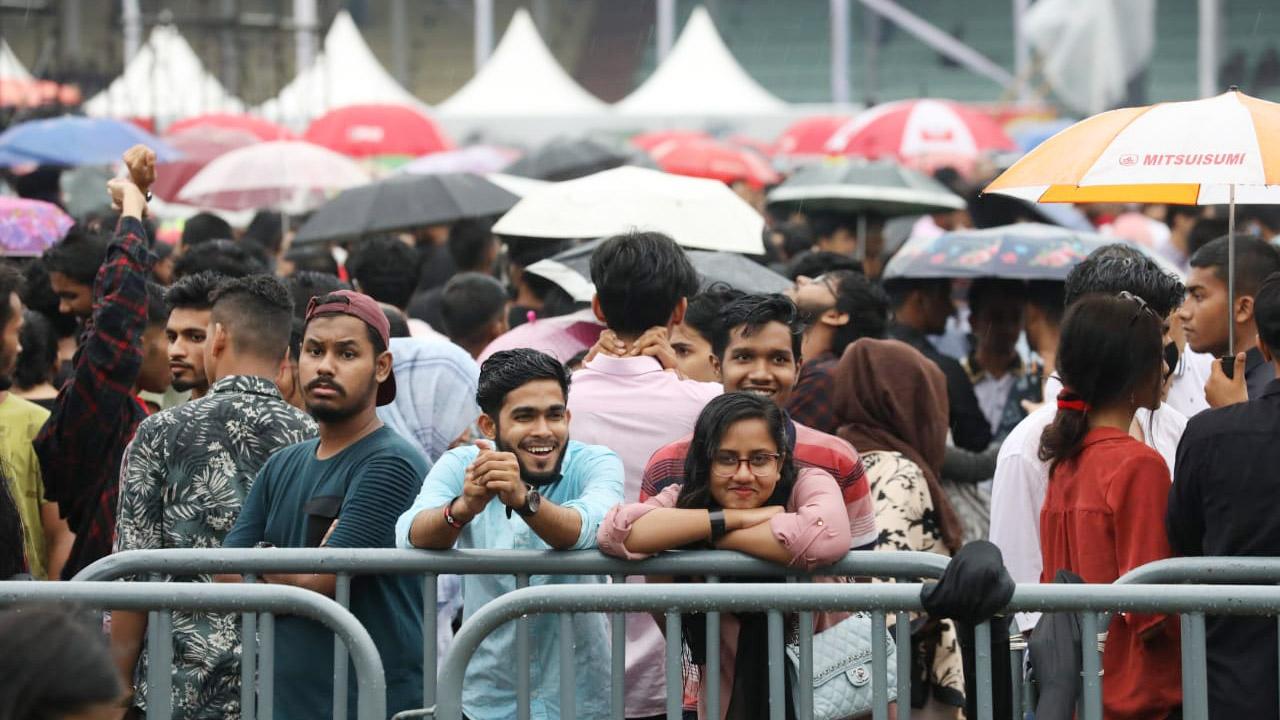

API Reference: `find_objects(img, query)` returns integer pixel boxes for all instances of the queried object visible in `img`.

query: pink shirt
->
[597,468,853,719]
[568,354,721,717]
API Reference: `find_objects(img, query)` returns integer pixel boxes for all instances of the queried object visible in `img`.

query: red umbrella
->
[303,104,453,158]
[152,126,260,202]
[629,129,711,152]
[166,113,295,142]
[726,134,774,159]
[774,115,853,157]
[649,137,781,189]
[824,100,1016,167]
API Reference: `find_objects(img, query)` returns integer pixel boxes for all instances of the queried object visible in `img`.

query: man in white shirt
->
[989,245,1188,632]
[567,231,721,719]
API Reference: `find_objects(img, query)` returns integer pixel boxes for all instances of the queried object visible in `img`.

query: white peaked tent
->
[438,8,606,117]
[0,39,32,80]
[615,6,786,116]
[84,25,245,120]
[258,11,425,124]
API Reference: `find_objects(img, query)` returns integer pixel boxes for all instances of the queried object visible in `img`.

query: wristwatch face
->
[520,488,541,517]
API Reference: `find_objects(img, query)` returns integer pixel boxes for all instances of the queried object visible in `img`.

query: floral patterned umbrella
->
[882,223,1181,281]
[0,196,73,257]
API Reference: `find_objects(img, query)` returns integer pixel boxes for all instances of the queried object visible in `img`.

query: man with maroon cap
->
[223,289,430,719]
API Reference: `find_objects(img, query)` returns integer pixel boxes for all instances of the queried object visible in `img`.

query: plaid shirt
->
[35,216,155,578]
[785,350,839,435]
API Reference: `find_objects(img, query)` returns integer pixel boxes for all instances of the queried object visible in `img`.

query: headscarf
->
[833,338,964,553]
[377,338,481,469]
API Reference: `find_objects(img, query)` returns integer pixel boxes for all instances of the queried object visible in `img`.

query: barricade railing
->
[1115,556,1280,718]
[74,548,950,720]
[0,580,385,720]
[430,582,1280,720]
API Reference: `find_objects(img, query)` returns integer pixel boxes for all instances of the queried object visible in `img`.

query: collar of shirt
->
[207,374,286,400]
[580,354,667,377]
[1263,378,1280,399]
[1081,426,1133,447]
[962,353,1025,384]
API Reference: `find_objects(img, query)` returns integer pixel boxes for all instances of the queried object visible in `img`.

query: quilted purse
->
[784,612,898,720]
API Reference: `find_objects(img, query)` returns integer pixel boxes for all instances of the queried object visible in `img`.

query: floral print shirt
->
[115,375,316,719]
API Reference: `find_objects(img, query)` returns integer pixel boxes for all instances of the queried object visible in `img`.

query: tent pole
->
[830,0,851,105]
[656,0,676,61]
[474,0,494,71]
[1228,183,1236,357]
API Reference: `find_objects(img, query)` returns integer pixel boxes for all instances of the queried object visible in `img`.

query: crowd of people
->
[3,140,1280,720]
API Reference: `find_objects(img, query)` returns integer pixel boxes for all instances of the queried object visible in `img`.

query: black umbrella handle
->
[1220,354,1236,380]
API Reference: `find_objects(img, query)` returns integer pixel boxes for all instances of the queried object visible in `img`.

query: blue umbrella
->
[0,116,179,167]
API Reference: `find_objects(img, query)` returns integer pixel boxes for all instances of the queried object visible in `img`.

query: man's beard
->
[304,376,374,425]
[0,374,11,392]
[172,376,206,393]
[494,430,566,487]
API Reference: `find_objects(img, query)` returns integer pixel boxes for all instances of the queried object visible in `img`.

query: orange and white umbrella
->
[986,88,1280,205]
[986,87,1280,357]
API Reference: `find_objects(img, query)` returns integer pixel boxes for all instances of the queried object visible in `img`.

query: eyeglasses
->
[1117,291,1161,326]
[711,451,782,477]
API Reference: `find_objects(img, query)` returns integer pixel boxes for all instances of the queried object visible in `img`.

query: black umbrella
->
[505,137,634,182]
[531,238,791,294]
[292,172,519,244]
[766,160,966,218]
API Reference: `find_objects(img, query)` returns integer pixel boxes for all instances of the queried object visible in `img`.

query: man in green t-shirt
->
[224,289,428,719]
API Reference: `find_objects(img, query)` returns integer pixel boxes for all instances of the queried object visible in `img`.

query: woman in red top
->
[1038,292,1181,720]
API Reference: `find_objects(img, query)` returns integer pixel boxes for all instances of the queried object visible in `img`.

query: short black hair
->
[882,277,951,310]
[807,211,857,241]
[242,210,285,255]
[967,278,1028,317]
[42,225,108,286]
[476,348,570,417]
[380,304,411,338]
[1063,244,1186,318]
[0,263,22,329]
[441,273,508,345]
[784,251,863,281]
[710,293,805,360]
[829,270,890,356]
[447,218,497,273]
[145,281,168,326]
[181,212,233,248]
[1187,217,1230,258]
[1255,272,1280,351]
[285,271,347,320]
[683,283,746,340]
[173,240,265,280]
[1026,280,1067,326]
[284,245,341,277]
[163,271,224,312]
[775,221,815,258]
[15,310,57,389]
[210,274,295,362]
[589,231,699,336]
[1189,235,1280,299]
[505,236,571,269]
[347,236,420,309]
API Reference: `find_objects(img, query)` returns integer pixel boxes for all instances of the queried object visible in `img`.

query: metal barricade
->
[431,581,1280,720]
[75,548,950,720]
[0,580,386,720]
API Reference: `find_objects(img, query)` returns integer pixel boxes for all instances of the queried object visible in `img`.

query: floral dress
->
[862,449,965,711]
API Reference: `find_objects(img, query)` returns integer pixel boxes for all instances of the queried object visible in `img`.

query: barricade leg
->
[334,573,351,720]
[767,611,785,720]
[610,573,625,720]
[260,612,275,720]
[560,613,576,720]
[1079,613,1102,720]
[516,574,531,720]
[666,612,682,720]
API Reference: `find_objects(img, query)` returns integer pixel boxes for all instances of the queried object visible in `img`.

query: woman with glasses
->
[1038,292,1181,720]
[598,392,852,718]
[833,337,967,715]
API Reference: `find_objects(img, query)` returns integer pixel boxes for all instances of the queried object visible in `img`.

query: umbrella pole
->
[1228,184,1236,356]
[856,214,867,262]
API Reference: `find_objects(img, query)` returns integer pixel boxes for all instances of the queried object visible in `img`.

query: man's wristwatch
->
[507,485,541,519]
[444,496,469,529]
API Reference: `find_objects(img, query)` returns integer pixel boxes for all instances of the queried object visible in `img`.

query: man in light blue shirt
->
[397,348,624,720]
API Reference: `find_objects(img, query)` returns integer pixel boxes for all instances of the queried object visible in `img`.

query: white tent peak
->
[438,8,606,117]
[0,39,32,80]
[615,6,786,116]
[258,10,426,124]
[84,25,245,121]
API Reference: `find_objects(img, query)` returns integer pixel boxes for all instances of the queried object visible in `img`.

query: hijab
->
[376,338,481,469]
[833,338,964,553]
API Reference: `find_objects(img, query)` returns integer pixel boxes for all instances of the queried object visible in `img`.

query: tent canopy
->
[615,6,787,117]
[258,10,425,124]
[438,8,606,117]
[84,25,244,121]
[0,39,31,80]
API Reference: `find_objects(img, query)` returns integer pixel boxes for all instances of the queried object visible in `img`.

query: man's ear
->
[210,322,228,360]
[591,294,606,324]
[669,297,689,326]
[375,349,393,383]
[477,412,498,440]
[710,353,722,377]
[1237,295,1256,325]
[820,309,850,328]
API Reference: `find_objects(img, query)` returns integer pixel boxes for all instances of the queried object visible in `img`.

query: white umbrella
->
[492,166,764,254]
[177,140,370,212]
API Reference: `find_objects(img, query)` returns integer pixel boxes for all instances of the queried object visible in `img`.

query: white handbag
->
[785,612,898,720]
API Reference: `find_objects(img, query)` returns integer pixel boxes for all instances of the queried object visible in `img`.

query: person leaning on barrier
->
[599,392,852,719]
[398,347,624,720]
[221,289,429,720]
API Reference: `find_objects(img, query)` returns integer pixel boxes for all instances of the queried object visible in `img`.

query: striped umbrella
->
[985,87,1280,359]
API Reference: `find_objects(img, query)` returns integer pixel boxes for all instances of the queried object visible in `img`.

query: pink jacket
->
[597,467,854,719]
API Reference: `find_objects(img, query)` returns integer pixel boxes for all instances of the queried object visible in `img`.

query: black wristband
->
[708,510,727,543]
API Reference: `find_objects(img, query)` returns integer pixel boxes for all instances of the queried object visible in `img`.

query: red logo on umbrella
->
[1119,154,1138,166]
